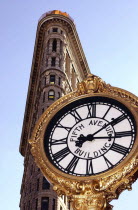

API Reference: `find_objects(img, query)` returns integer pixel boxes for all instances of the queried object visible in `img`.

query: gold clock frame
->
[29,74,138,209]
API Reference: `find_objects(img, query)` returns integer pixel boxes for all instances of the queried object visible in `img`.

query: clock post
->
[29,74,138,210]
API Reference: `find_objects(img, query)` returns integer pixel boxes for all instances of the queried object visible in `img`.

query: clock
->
[30,75,138,208]
[44,96,136,177]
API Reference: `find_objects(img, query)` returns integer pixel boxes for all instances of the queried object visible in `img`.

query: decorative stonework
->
[77,74,108,94]
[77,74,138,109]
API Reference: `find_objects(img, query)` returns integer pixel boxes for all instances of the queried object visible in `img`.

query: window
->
[52,199,55,210]
[60,41,62,53]
[45,77,47,85]
[58,92,60,99]
[37,179,39,191]
[60,206,62,210]
[42,177,50,190]
[52,39,57,52]
[42,108,44,113]
[35,199,38,210]
[53,28,58,32]
[58,77,61,86]
[61,30,63,34]
[51,57,56,66]
[41,197,49,210]
[48,90,55,100]
[65,51,70,75]
[43,92,45,103]
[50,75,55,84]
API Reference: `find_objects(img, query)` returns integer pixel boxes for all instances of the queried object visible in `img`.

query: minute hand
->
[92,133,133,139]
[92,114,126,137]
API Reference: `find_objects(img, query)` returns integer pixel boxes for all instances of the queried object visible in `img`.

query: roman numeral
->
[110,114,127,126]
[87,103,96,118]
[103,105,112,119]
[70,109,82,123]
[115,131,133,138]
[50,138,67,145]
[57,123,71,132]
[111,143,129,155]
[103,156,113,168]
[66,156,79,173]
[53,147,70,162]
[86,159,93,175]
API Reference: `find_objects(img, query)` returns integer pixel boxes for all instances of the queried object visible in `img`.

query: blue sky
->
[0,1,138,209]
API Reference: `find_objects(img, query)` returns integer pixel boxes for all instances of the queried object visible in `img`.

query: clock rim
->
[36,93,138,181]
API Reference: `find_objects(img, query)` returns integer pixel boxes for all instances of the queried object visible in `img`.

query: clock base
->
[70,193,112,210]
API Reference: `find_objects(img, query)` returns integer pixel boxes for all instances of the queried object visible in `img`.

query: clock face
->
[44,96,136,176]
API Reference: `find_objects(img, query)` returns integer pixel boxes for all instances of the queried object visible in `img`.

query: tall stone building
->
[19,10,90,210]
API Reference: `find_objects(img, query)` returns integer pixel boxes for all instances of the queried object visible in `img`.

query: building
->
[19,10,90,210]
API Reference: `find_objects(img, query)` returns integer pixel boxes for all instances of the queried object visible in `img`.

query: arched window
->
[58,92,60,99]
[58,77,61,86]
[60,40,62,53]
[51,57,56,66]
[48,90,55,100]
[45,77,47,85]
[41,197,49,210]
[53,28,58,32]
[50,75,55,84]
[47,40,50,53]
[43,92,45,103]
[42,177,50,190]
[52,39,57,52]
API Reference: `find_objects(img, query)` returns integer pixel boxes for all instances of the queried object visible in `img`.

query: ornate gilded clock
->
[44,96,136,177]
[30,75,138,210]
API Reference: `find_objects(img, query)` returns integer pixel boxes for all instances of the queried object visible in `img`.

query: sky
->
[0,0,138,209]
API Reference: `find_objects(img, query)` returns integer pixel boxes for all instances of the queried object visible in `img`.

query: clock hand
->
[91,114,127,137]
[76,131,134,145]
[76,134,94,147]
[76,133,112,147]
[76,134,111,144]
[92,131,134,140]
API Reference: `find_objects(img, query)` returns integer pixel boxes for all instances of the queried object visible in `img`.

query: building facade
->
[19,10,90,210]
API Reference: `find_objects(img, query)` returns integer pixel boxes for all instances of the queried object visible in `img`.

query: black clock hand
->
[75,134,89,147]
[91,114,127,137]
[92,131,134,140]
[76,123,111,147]
[76,129,133,148]
[76,131,134,147]
[76,134,95,147]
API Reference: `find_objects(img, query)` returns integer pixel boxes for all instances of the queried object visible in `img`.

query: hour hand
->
[75,134,93,147]
[75,134,85,147]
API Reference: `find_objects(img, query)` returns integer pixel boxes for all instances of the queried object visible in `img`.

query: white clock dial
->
[44,97,136,176]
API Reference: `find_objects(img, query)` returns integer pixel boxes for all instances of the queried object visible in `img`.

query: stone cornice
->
[20,12,90,156]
